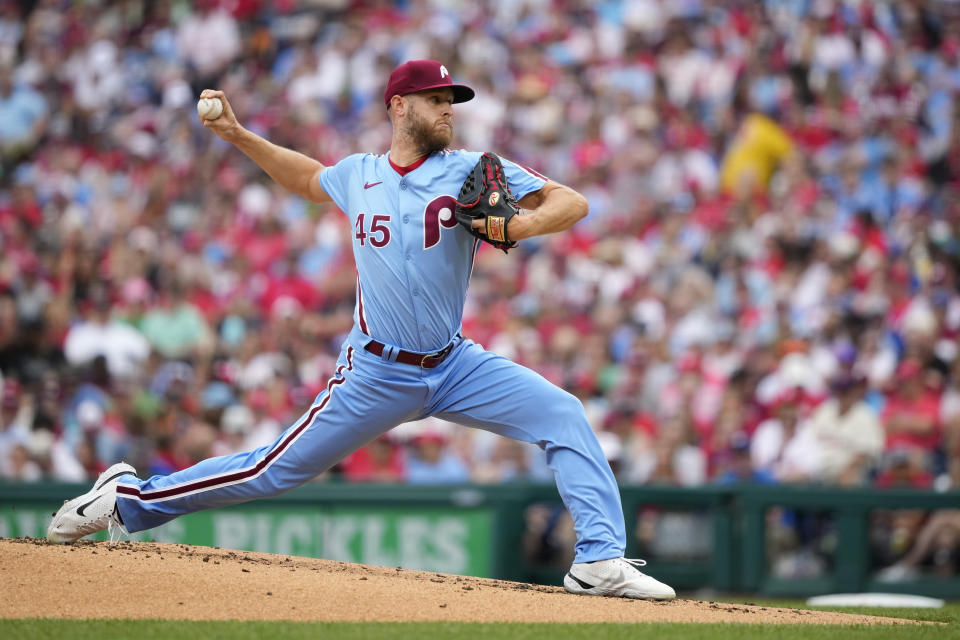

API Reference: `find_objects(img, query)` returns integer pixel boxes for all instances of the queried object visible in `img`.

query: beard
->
[404,104,453,155]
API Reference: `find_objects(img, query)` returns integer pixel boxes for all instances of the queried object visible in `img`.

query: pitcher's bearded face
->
[403,92,454,155]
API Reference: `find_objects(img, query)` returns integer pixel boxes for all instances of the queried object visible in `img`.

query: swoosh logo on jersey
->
[75,495,102,517]
[364,181,383,189]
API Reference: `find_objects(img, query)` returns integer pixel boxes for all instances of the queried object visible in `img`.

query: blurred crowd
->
[1,0,960,552]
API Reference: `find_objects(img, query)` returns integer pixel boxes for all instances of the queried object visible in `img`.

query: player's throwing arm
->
[196,89,332,204]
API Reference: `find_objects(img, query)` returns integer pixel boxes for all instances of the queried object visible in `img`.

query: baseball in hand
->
[197,97,223,120]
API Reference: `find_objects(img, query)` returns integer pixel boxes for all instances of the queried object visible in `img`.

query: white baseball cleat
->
[564,557,676,600]
[46,462,136,544]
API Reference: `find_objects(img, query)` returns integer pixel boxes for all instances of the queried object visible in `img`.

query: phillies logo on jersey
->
[488,191,500,207]
[423,195,460,249]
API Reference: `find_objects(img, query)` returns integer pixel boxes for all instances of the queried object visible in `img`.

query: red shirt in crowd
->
[340,437,405,482]
[881,390,942,453]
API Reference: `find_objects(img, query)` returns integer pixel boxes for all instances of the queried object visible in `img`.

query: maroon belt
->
[364,340,454,369]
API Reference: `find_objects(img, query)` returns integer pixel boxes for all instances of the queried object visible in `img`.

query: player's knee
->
[555,389,586,416]
[543,390,590,432]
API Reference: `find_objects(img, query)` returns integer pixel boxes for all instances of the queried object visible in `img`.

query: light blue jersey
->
[320,150,545,352]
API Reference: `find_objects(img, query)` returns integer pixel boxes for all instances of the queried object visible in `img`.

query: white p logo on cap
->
[440,65,448,78]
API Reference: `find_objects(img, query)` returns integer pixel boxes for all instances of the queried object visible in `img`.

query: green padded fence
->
[2,481,958,597]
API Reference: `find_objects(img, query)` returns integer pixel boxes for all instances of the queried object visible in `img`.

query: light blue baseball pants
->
[116,331,626,563]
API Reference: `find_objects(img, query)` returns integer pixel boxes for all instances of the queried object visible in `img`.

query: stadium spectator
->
[880,359,942,486]
[0,62,46,167]
[877,510,960,581]
[750,388,821,484]
[140,282,215,361]
[63,287,151,380]
[805,372,885,486]
[714,432,776,486]
[405,431,470,485]
[341,434,406,483]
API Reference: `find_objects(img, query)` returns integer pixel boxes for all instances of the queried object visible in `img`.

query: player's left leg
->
[424,338,674,599]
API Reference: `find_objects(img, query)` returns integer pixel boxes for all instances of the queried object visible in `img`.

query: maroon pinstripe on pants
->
[116,347,355,503]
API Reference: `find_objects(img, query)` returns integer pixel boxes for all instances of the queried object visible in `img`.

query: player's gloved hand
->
[454,152,520,253]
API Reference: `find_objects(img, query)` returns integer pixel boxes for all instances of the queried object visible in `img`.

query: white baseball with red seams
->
[196,97,223,120]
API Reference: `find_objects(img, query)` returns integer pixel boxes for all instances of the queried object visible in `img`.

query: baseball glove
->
[454,152,520,252]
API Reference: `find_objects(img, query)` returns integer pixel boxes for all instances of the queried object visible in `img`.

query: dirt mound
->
[0,538,917,625]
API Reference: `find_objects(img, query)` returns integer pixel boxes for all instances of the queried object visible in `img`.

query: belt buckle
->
[422,344,452,368]
[422,348,446,368]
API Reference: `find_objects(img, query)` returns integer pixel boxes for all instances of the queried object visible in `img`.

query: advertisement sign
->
[1,504,492,576]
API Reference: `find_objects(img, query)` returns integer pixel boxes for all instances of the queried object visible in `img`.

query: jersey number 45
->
[355,196,460,251]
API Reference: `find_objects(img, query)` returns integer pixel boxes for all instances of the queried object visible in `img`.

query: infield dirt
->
[0,538,919,625]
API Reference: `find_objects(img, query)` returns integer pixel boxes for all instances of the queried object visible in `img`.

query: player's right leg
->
[48,344,426,542]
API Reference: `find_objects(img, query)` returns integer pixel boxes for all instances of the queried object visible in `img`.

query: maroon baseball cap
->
[383,60,475,108]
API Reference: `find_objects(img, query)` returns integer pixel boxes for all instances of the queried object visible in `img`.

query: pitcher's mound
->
[0,538,916,625]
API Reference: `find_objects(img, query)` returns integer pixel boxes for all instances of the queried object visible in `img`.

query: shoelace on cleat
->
[107,506,126,545]
[622,558,649,573]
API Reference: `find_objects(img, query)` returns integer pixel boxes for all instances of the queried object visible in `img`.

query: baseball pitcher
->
[48,60,675,600]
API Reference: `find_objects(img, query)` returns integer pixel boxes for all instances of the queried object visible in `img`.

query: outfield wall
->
[2,482,958,598]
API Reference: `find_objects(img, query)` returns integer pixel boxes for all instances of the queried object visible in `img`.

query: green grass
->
[0,616,955,640]
[3,603,957,639]
[744,600,960,625]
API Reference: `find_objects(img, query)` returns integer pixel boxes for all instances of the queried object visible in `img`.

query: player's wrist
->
[508,209,533,241]
[228,124,256,146]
